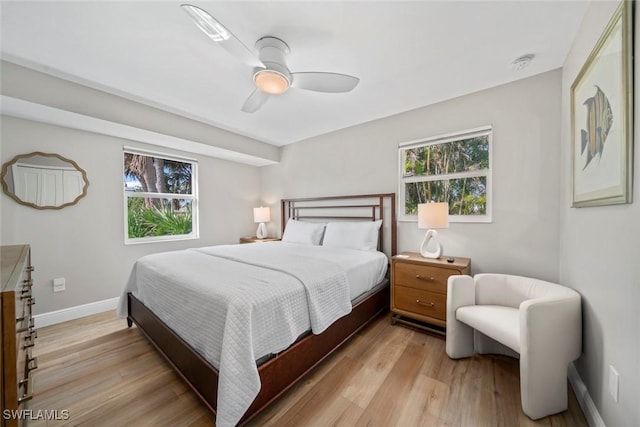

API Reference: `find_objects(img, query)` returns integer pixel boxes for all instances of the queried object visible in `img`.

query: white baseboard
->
[33,297,119,328]
[568,363,605,427]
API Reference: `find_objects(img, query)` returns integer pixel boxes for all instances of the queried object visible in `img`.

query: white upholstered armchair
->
[446,274,582,420]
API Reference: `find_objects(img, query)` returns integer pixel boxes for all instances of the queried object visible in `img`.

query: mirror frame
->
[1,151,90,210]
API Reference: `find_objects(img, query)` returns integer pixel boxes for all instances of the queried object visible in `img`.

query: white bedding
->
[116,242,388,427]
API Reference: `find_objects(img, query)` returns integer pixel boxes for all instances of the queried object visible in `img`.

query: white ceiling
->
[1,1,588,147]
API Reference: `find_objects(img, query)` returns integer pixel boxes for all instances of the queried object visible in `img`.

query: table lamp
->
[253,206,270,239]
[418,202,449,259]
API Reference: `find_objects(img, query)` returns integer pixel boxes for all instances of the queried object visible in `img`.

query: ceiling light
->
[512,54,534,71]
[181,4,230,42]
[254,70,290,95]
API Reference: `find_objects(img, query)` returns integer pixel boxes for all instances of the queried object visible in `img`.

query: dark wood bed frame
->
[126,193,396,425]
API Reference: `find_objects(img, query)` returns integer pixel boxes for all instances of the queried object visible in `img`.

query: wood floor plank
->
[26,311,587,427]
[341,325,415,409]
[354,341,428,426]
[263,356,362,426]
[395,374,448,426]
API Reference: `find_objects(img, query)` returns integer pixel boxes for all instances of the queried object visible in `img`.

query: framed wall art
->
[571,1,633,207]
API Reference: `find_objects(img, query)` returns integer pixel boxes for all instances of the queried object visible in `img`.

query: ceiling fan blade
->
[181,4,264,68]
[290,72,360,93]
[241,89,270,113]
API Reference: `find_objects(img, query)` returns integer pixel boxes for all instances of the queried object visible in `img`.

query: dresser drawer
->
[16,328,37,406]
[17,338,29,382]
[394,285,446,321]
[17,346,36,406]
[2,244,36,422]
[394,262,452,293]
[15,282,33,322]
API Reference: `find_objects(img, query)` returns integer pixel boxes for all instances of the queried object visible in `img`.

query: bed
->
[118,193,396,426]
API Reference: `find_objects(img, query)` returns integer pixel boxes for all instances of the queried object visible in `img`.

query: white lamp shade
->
[418,202,449,229]
[253,206,271,223]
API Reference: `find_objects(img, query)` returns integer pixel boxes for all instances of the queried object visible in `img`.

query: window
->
[123,148,198,243]
[399,126,492,223]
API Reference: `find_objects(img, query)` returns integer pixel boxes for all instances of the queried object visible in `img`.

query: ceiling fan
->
[181,4,360,113]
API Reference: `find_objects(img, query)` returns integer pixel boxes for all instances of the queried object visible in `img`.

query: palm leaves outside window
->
[124,151,197,241]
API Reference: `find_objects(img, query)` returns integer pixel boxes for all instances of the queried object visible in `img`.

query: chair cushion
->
[456,305,520,353]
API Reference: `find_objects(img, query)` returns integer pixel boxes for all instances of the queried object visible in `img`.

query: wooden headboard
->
[280,193,397,256]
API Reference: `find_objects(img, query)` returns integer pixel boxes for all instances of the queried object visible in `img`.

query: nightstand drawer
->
[394,262,450,293]
[394,286,446,320]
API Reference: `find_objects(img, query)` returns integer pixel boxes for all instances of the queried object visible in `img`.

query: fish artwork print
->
[581,85,613,170]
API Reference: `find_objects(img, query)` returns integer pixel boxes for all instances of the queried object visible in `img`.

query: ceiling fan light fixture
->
[254,69,290,95]
[181,4,230,42]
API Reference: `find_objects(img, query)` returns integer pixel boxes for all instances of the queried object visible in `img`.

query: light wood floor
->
[27,311,587,426]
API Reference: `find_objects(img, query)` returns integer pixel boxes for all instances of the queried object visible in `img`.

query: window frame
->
[398,125,493,223]
[123,147,199,245]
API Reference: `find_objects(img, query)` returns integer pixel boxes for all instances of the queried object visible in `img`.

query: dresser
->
[1,245,36,427]
[391,252,470,335]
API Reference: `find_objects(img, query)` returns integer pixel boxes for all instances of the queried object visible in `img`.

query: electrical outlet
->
[609,365,619,402]
[53,277,65,293]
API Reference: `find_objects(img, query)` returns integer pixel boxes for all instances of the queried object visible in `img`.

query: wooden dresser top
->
[1,244,29,293]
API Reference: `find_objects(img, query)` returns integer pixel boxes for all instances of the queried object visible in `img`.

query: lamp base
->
[256,222,267,239]
[420,229,443,259]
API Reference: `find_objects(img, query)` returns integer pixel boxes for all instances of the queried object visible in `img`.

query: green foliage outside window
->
[127,198,193,238]
[404,178,487,216]
[124,152,197,241]
[400,134,490,218]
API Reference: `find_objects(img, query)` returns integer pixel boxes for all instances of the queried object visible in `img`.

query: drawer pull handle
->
[26,266,35,272]
[16,318,35,333]
[23,337,35,349]
[17,391,33,403]
[19,296,36,305]
[17,378,33,403]
[416,299,435,307]
[20,292,32,300]
[28,356,38,371]
[415,275,435,281]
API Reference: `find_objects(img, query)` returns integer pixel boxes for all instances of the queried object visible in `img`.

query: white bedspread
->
[117,243,355,427]
[197,244,351,333]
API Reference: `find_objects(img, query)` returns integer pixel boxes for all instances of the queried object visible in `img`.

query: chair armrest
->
[520,295,582,362]
[447,275,475,325]
[518,295,581,418]
[445,275,476,358]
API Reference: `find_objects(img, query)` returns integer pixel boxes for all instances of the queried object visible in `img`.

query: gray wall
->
[560,2,640,426]
[1,115,261,315]
[261,70,563,281]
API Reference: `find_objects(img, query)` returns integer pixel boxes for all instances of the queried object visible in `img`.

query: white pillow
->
[322,220,383,252]
[281,219,326,245]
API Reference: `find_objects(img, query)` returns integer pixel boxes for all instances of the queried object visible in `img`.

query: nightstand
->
[239,236,281,244]
[390,252,470,335]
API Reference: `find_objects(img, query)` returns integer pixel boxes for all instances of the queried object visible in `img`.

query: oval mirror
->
[1,152,89,210]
